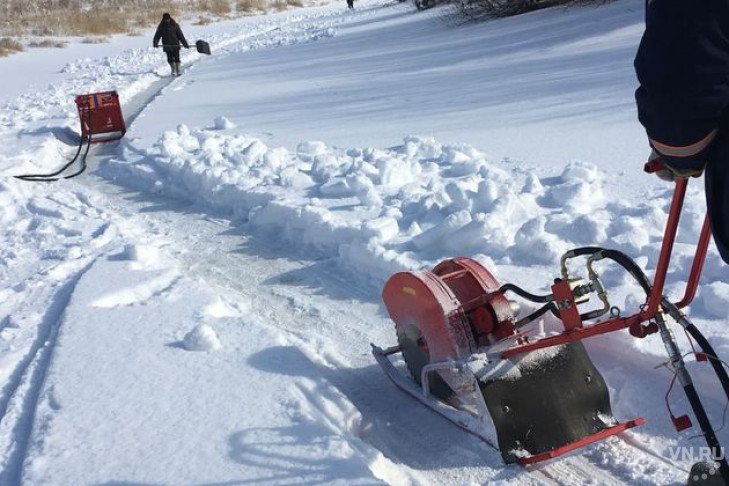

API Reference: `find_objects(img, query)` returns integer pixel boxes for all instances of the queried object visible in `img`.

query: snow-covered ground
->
[1,0,728,484]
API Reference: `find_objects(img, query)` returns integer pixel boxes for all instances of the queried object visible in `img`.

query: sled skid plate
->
[482,341,644,463]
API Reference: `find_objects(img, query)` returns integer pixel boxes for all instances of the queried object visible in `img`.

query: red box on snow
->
[74,91,126,143]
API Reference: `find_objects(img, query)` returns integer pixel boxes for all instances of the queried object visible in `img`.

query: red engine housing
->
[382,257,515,363]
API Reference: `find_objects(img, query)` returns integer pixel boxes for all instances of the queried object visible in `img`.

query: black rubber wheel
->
[396,323,455,401]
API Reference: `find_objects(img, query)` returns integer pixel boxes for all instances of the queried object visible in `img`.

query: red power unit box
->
[74,91,126,143]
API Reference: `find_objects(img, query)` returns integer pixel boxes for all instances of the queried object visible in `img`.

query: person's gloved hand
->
[648,150,705,182]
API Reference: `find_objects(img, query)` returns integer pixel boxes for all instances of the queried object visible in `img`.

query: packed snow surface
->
[1,0,728,484]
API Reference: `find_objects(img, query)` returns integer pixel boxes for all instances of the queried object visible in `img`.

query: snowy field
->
[1,0,728,484]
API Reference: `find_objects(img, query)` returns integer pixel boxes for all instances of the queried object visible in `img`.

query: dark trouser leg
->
[165,50,175,75]
[706,128,729,263]
[172,48,181,75]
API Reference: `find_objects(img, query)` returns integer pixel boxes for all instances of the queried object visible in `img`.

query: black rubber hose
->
[61,137,92,180]
[682,381,729,483]
[686,324,729,397]
[684,322,729,483]
[660,302,729,483]
[598,249,652,295]
[565,247,652,295]
[663,299,729,413]
[15,108,92,182]
[15,109,91,182]
[563,246,603,257]
[514,302,557,329]
[15,135,85,181]
[499,283,552,303]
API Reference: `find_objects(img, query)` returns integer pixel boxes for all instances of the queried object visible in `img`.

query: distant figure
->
[347,0,354,8]
[153,13,190,76]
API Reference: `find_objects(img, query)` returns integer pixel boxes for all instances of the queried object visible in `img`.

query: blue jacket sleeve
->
[634,0,729,171]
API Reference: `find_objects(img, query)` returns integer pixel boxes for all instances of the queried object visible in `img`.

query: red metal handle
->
[675,215,711,309]
[644,159,666,173]
[640,177,688,319]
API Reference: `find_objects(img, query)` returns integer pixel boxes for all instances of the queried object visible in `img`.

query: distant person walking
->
[153,13,190,76]
[346,0,354,9]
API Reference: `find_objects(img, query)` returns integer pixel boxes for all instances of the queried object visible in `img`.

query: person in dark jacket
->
[635,0,729,263]
[153,13,189,76]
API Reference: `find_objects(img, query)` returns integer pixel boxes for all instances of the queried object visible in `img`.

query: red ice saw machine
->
[373,161,729,486]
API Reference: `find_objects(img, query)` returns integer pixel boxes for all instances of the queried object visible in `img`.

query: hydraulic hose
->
[560,246,603,277]
[514,302,557,329]
[663,298,729,415]
[507,246,651,323]
[499,283,552,303]
[14,108,92,182]
[682,381,729,482]
[565,246,652,296]
[656,309,729,484]
[15,136,85,181]
[596,249,652,295]
[59,139,91,180]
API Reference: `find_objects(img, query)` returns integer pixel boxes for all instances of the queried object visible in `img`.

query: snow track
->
[0,261,93,484]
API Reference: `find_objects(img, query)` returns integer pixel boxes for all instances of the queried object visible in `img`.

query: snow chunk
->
[412,210,472,251]
[702,282,729,319]
[561,160,601,183]
[120,244,160,265]
[213,116,236,130]
[522,173,544,195]
[319,179,353,198]
[203,297,242,318]
[542,161,605,214]
[347,173,382,206]
[296,141,328,160]
[183,324,222,352]
[402,135,441,159]
[513,216,565,265]
[362,217,399,242]
[377,157,418,186]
